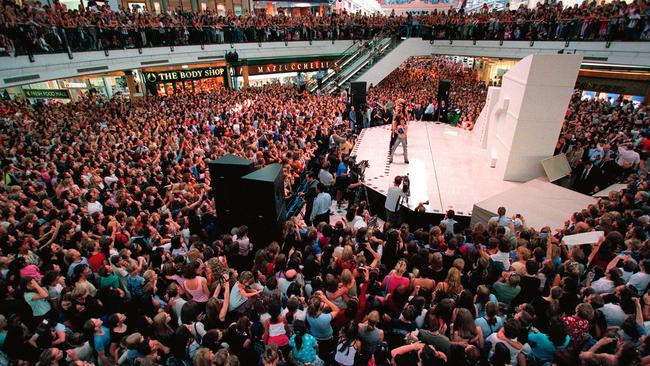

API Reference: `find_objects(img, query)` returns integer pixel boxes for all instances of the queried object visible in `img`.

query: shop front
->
[4,72,136,102]
[119,0,250,15]
[235,59,335,87]
[143,65,227,95]
[253,0,329,17]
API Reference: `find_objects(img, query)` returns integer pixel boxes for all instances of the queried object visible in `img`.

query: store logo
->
[145,73,158,83]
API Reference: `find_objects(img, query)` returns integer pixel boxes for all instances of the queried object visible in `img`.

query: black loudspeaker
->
[240,163,286,247]
[350,81,367,95]
[208,154,254,232]
[350,81,367,120]
[437,79,451,105]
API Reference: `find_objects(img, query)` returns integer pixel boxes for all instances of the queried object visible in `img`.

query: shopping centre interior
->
[1,0,650,365]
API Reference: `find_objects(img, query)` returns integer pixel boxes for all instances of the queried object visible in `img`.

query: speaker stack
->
[208,156,286,247]
[208,154,254,233]
[350,81,367,120]
[437,79,451,107]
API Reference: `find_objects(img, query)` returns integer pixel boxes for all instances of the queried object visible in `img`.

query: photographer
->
[385,176,408,227]
[346,163,364,209]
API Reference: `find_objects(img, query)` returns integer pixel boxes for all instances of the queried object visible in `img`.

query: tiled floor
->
[353,122,521,215]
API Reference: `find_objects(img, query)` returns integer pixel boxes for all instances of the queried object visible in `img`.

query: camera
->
[402,173,411,196]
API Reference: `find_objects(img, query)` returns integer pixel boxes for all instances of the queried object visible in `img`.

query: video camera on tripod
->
[401,173,411,197]
[349,156,370,181]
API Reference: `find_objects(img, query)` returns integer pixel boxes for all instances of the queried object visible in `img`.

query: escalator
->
[311,33,401,95]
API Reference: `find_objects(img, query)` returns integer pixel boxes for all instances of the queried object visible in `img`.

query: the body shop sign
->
[144,67,226,83]
[238,60,334,76]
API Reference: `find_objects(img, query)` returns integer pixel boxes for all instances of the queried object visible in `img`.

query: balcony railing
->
[0,15,646,61]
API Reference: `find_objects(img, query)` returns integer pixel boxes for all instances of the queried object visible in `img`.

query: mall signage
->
[238,60,335,76]
[24,89,71,99]
[144,67,226,83]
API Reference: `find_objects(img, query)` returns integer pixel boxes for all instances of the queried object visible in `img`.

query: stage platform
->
[352,122,521,216]
[471,178,597,230]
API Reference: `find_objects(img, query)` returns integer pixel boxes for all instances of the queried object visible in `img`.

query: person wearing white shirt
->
[486,318,531,366]
[311,183,332,225]
[628,259,650,294]
[490,240,512,271]
[617,142,640,168]
[590,268,618,294]
[86,190,103,215]
[384,176,407,227]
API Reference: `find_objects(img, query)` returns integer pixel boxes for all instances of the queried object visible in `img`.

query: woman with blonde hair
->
[328,269,357,306]
[193,348,215,366]
[435,267,463,297]
[381,258,410,295]
[151,312,174,345]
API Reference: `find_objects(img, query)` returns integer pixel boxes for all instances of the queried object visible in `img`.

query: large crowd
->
[367,56,486,129]
[0,0,649,56]
[0,53,649,366]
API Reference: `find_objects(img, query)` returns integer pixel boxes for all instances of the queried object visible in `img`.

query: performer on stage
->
[389,115,409,164]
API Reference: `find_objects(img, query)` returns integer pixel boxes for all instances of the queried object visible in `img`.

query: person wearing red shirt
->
[563,302,594,349]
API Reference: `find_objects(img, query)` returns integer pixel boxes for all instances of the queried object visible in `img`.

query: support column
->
[242,65,249,88]
[126,73,138,99]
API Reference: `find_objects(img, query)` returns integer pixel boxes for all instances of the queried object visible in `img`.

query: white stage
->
[352,122,521,216]
[353,122,596,229]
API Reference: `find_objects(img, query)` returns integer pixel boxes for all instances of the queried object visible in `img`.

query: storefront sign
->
[63,81,87,88]
[144,67,226,83]
[24,89,70,99]
[238,60,335,76]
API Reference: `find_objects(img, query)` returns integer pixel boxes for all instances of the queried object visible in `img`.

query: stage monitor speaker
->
[240,163,286,246]
[208,154,254,231]
[437,79,451,104]
[540,153,572,182]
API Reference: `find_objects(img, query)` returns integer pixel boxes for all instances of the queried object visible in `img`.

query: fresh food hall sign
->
[24,89,71,99]
[239,60,334,76]
[144,67,226,83]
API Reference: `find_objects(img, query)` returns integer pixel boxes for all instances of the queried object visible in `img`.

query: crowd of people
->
[557,92,649,196]
[0,53,649,366]
[366,56,486,129]
[0,0,649,56]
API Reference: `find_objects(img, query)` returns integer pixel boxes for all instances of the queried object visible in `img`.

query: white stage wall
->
[482,54,583,182]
